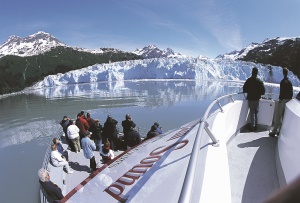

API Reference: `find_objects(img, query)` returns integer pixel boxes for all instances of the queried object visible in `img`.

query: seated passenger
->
[145,125,159,140]
[154,122,163,134]
[50,144,73,174]
[100,141,115,163]
[38,168,64,202]
[126,123,142,149]
[52,137,68,160]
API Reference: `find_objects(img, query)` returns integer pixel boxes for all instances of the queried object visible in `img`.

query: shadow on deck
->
[228,125,280,203]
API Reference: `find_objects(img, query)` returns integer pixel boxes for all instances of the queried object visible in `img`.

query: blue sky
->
[1,0,300,58]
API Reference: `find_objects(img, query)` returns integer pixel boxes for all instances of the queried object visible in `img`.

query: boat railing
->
[40,128,63,203]
[178,92,281,202]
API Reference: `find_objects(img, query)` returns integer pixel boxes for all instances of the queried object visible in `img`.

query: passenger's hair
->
[51,144,57,151]
[283,67,289,76]
[87,112,90,118]
[252,67,258,76]
[69,119,73,125]
[104,141,110,148]
[52,138,58,144]
[38,168,49,182]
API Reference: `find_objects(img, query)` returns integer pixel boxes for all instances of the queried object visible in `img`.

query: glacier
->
[30,58,300,90]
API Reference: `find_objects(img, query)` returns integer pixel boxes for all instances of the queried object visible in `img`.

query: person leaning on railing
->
[269,67,293,137]
[38,168,64,203]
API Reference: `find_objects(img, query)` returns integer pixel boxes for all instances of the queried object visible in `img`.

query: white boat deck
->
[228,125,280,203]
[49,124,281,203]
[52,137,124,196]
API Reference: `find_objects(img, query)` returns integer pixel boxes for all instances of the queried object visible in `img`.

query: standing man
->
[76,113,89,147]
[243,67,266,132]
[103,115,118,151]
[81,131,97,172]
[122,114,135,146]
[269,68,293,137]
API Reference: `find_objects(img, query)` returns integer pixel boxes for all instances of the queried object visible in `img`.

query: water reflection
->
[0,80,280,149]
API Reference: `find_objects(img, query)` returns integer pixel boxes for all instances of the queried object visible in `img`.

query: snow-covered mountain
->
[216,37,300,60]
[133,45,186,59]
[0,31,67,58]
[0,32,185,58]
[0,31,126,58]
[29,58,300,90]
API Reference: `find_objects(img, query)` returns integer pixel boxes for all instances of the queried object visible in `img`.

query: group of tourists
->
[39,112,164,202]
[243,67,293,136]
[57,111,164,172]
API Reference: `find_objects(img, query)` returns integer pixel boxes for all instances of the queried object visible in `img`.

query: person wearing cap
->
[122,114,136,146]
[81,131,97,172]
[154,122,163,134]
[145,125,159,140]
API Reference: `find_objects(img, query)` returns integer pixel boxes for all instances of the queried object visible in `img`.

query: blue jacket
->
[81,136,96,159]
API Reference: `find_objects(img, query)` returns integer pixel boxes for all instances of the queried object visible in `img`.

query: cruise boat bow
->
[40,92,300,203]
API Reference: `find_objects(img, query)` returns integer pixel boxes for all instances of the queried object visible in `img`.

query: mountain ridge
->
[0,31,184,59]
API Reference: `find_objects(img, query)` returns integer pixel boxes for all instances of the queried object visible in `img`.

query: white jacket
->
[51,150,64,165]
[67,124,80,139]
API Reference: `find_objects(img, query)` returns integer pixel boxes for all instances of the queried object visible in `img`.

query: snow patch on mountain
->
[133,45,186,58]
[0,31,66,57]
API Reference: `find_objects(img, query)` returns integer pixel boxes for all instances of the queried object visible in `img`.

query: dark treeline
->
[0,46,142,94]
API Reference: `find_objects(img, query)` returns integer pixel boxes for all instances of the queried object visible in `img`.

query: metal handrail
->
[178,92,282,202]
[40,128,64,203]
[178,92,244,203]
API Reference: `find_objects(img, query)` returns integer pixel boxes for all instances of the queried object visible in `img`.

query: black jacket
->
[40,180,63,202]
[279,77,293,100]
[103,118,118,139]
[126,129,141,147]
[146,130,159,140]
[243,76,265,100]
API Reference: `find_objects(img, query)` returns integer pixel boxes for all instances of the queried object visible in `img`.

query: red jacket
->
[76,116,89,135]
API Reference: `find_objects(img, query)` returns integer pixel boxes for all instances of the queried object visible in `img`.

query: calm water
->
[0,80,276,203]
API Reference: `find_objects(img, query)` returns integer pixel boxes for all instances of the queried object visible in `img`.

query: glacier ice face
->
[30,58,300,89]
